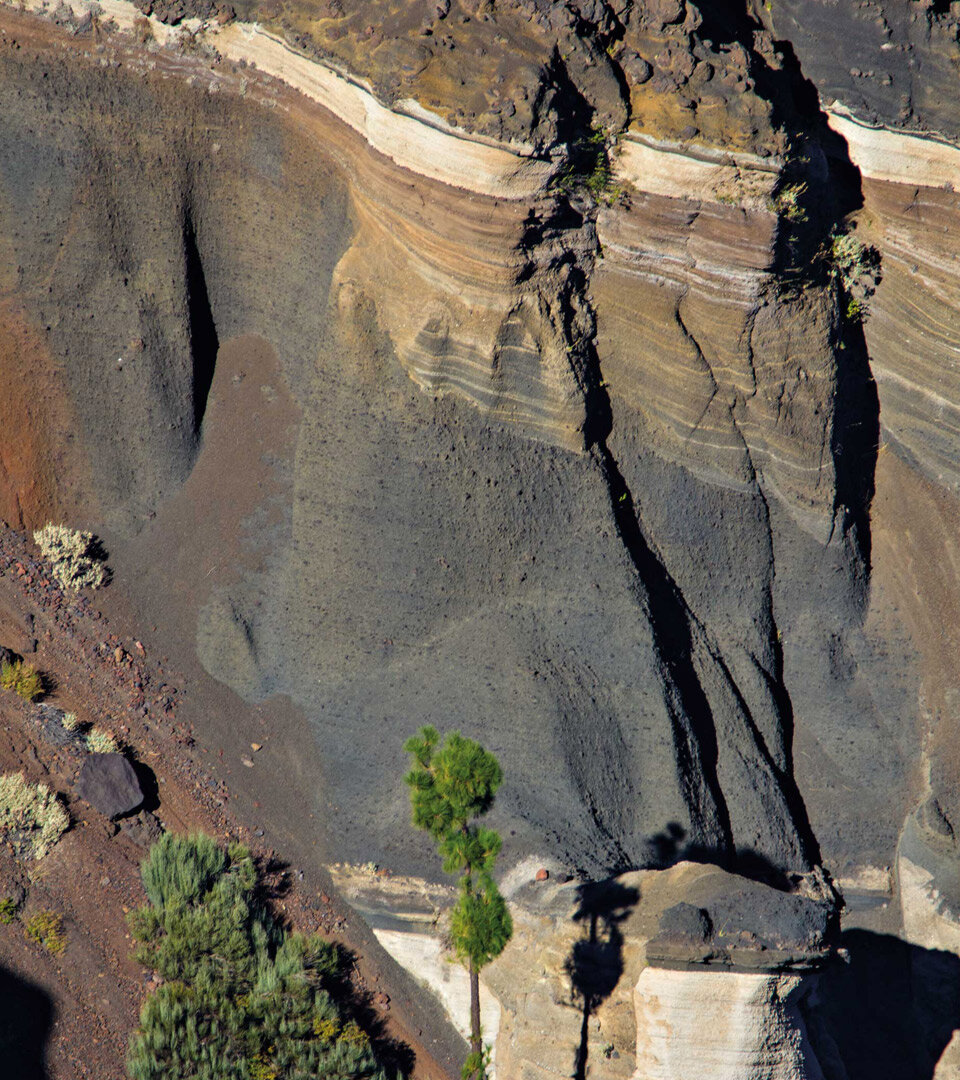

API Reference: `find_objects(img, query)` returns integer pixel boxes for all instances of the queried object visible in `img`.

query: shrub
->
[1,659,44,701]
[552,126,623,204]
[139,831,228,910]
[0,896,19,924]
[772,181,808,223]
[0,773,69,859]
[85,726,120,754]
[829,231,872,292]
[127,833,387,1080]
[61,711,82,732]
[33,524,108,592]
[132,14,153,41]
[25,911,67,954]
[825,228,881,322]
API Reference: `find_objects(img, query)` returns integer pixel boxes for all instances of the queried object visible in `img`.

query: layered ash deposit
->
[3,5,960,1069]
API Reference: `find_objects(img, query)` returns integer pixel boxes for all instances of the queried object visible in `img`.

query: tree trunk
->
[469,956,482,1060]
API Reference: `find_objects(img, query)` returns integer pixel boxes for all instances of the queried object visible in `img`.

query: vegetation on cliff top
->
[127,832,388,1080]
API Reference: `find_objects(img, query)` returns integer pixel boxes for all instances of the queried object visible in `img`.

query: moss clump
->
[0,773,69,860]
[0,659,44,701]
[24,911,67,955]
[0,896,19,924]
[127,833,387,1080]
[33,524,108,592]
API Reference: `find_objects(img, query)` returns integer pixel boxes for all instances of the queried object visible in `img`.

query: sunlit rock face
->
[8,4,960,1078]
[486,861,835,1080]
[860,177,960,491]
[769,0,960,873]
[750,0,960,140]
[633,968,825,1080]
[333,860,837,1080]
[0,1,831,881]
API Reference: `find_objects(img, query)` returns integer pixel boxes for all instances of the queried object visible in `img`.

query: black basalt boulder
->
[75,753,144,819]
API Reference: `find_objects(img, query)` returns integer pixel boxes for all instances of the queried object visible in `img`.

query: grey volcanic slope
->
[0,2,930,884]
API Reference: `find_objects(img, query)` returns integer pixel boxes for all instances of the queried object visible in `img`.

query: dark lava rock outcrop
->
[75,753,144,819]
[650,880,835,970]
[752,0,960,139]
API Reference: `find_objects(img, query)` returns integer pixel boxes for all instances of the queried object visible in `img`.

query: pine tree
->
[404,727,512,1080]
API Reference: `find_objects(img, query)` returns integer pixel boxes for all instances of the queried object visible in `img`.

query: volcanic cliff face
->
[7,1,960,1076]
[2,0,960,973]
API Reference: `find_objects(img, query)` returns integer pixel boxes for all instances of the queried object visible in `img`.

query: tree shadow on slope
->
[808,929,960,1080]
[565,879,639,1080]
[0,963,54,1080]
[646,820,796,891]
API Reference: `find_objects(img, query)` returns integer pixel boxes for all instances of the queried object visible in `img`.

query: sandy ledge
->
[826,105,960,190]
[8,0,557,199]
[10,0,959,203]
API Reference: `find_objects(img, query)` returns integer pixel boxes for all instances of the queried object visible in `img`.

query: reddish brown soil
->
[0,299,94,531]
[0,518,454,1080]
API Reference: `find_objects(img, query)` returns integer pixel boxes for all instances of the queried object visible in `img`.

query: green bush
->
[24,911,67,955]
[552,126,623,204]
[0,772,69,859]
[127,833,387,1080]
[771,181,808,223]
[139,831,229,910]
[829,230,872,292]
[0,659,44,701]
[0,896,19,924]
[825,228,881,322]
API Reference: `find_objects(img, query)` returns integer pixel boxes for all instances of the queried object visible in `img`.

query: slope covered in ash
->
[0,0,955,899]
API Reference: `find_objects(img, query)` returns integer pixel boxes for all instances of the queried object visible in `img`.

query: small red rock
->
[535,868,549,882]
